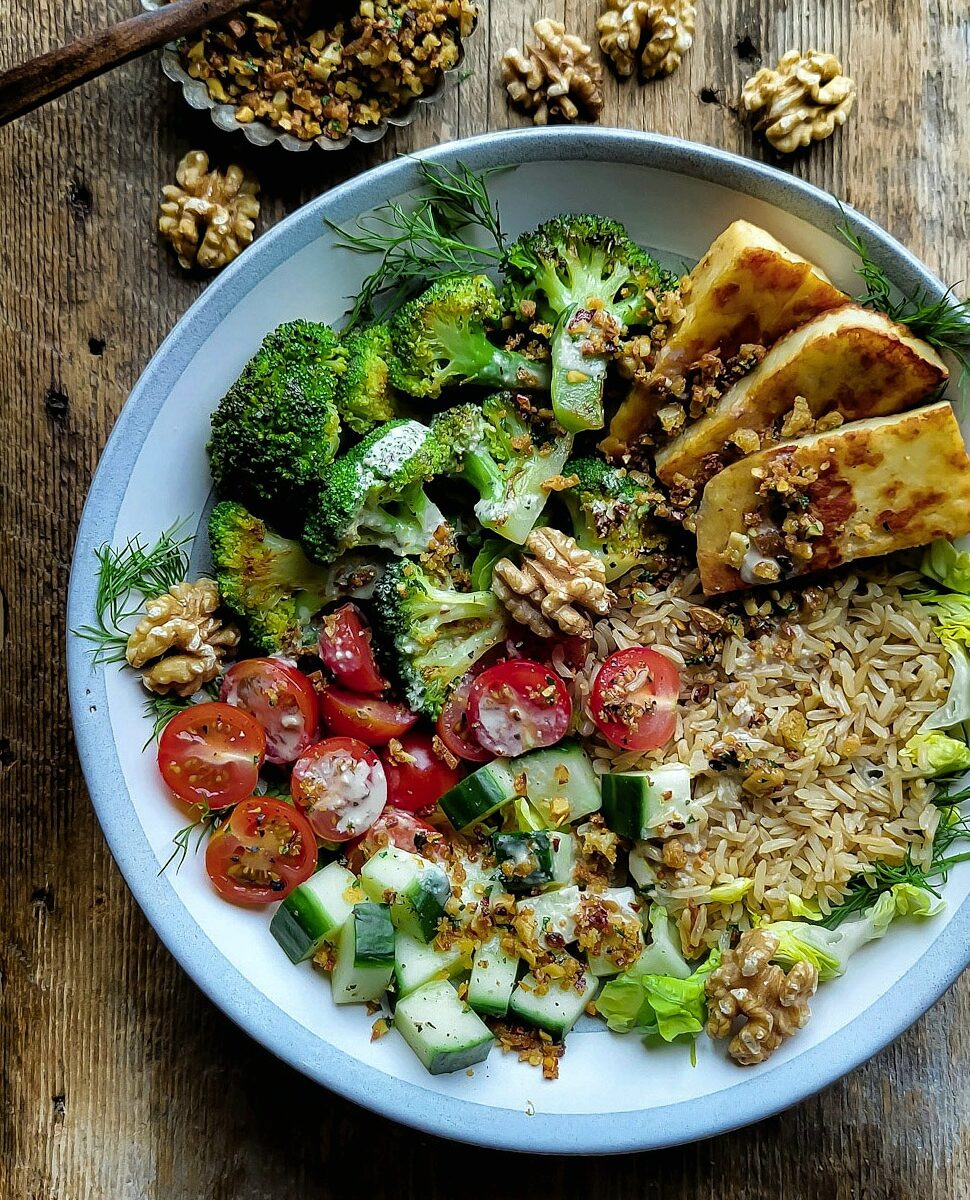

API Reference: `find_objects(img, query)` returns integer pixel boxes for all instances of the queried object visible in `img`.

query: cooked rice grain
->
[565,567,948,952]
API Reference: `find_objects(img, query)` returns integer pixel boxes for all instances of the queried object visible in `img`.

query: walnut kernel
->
[159,151,260,271]
[598,0,696,80]
[501,19,604,125]
[126,580,240,697]
[742,50,856,153]
[492,528,615,639]
[705,928,818,1065]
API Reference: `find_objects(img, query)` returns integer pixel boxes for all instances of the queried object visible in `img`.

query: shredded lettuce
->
[922,638,970,732]
[765,884,944,980]
[596,949,721,1041]
[920,540,970,594]
[704,876,753,903]
[902,730,970,776]
[635,904,692,979]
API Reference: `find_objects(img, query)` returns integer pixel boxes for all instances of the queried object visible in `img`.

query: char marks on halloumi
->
[655,305,948,486]
[602,220,849,456]
[695,402,970,595]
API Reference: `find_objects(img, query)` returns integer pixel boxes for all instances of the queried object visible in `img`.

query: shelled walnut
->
[705,928,818,1065]
[742,50,856,153]
[126,580,240,697]
[501,19,604,125]
[492,528,615,639]
[597,0,696,80]
[159,151,260,271]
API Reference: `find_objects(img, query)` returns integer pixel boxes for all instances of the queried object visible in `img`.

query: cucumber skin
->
[600,773,649,840]
[270,900,327,965]
[492,831,555,891]
[393,981,495,1075]
[400,869,452,942]
[353,902,395,965]
[439,762,515,830]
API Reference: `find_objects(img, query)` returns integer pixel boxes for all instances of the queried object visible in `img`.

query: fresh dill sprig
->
[73,522,193,664]
[328,158,508,325]
[820,801,970,928]
[159,804,224,876]
[837,218,970,371]
[141,679,220,750]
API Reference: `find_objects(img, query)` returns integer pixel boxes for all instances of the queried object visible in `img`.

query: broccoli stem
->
[550,312,609,433]
[435,321,551,391]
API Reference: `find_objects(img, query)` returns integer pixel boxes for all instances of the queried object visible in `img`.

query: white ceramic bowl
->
[67,128,970,1154]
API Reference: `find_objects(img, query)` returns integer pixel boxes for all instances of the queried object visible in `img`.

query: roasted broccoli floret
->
[561,457,673,583]
[336,322,398,434]
[433,394,573,545]
[502,215,676,433]
[372,558,507,716]
[302,419,459,562]
[207,320,345,524]
[388,274,551,399]
[209,500,336,654]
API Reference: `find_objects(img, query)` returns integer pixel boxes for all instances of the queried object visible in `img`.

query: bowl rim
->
[67,127,970,1155]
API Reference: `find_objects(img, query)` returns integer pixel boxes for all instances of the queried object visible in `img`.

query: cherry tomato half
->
[435,649,507,763]
[318,604,387,695]
[345,808,442,875]
[220,658,318,765]
[380,731,463,814]
[204,796,316,906]
[158,701,265,809]
[318,685,418,747]
[466,659,572,757]
[589,647,681,751]
[291,736,388,842]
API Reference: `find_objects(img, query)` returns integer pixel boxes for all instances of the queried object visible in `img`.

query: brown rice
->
[558,566,948,953]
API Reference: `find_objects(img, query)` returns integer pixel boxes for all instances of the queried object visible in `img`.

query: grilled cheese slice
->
[655,305,948,485]
[602,220,848,456]
[695,402,970,595]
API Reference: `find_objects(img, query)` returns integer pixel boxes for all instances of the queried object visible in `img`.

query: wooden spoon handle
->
[0,0,248,129]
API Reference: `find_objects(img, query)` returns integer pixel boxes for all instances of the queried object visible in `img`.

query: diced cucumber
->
[546,830,576,890]
[270,861,358,963]
[440,760,517,830]
[360,845,424,901]
[360,846,451,942]
[601,764,692,839]
[628,841,658,891]
[467,936,520,1017]
[394,980,495,1074]
[492,831,554,891]
[585,887,645,976]
[331,903,395,1004]
[509,961,598,1036]
[394,931,465,997]
[513,742,602,826]
[517,885,581,947]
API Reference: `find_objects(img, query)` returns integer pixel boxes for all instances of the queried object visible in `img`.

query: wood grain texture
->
[0,2,967,1197]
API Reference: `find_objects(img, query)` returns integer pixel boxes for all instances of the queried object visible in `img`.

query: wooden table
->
[1,2,967,1196]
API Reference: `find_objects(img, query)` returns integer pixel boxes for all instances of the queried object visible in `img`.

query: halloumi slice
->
[655,305,948,485]
[695,402,970,595]
[602,220,848,456]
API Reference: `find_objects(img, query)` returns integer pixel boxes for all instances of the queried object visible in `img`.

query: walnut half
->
[742,50,856,153]
[159,150,260,271]
[492,527,615,639]
[501,19,604,125]
[126,580,240,697]
[705,928,818,1065]
[597,0,696,80]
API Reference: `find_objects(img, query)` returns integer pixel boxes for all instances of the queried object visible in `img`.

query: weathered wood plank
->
[1,2,967,1198]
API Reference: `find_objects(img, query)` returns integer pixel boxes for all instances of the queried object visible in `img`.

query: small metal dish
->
[141,0,473,153]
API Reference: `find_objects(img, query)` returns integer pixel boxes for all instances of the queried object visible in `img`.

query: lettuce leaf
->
[765,884,944,979]
[704,877,754,903]
[634,904,692,979]
[902,730,970,776]
[922,639,970,733]
[787,895,824,921]
[596,950,721,1041]
[920,540,970,594]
